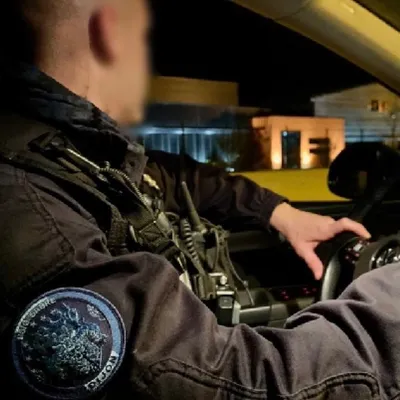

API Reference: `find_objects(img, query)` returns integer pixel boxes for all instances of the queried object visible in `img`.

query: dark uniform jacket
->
[1,63,400,400]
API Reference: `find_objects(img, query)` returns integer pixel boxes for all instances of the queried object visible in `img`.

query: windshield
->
[356,0,400,31]
[134,0,400,202]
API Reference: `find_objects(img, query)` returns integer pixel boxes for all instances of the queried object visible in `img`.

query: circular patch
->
[12,287,126,399]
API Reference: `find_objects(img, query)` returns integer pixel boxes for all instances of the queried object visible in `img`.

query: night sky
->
[151,0,373,114]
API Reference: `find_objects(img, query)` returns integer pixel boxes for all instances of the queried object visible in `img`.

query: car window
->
[133,0,400,201]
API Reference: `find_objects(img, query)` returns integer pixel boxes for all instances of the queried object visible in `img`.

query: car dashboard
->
[227,199,400,327]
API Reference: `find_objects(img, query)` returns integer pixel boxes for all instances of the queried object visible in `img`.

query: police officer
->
[0,0,398,399]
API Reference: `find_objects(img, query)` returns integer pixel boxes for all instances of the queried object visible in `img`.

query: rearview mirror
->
[328,143,400,200]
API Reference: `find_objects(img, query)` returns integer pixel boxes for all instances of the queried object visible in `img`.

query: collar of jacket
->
[0,61,147,183]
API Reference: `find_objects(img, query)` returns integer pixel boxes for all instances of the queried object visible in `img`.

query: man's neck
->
[37,59,108,116]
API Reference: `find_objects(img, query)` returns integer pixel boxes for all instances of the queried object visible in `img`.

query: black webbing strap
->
[123,205,182,260]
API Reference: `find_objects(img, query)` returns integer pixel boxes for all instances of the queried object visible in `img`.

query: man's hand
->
[270,203,371,280]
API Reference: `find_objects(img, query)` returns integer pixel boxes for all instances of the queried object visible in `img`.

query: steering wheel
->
[316,174,400,301]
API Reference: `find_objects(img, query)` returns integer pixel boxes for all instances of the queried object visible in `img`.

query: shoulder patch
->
[12,287,126,399]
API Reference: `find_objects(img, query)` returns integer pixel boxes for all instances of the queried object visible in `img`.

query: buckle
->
[192,272,241,326]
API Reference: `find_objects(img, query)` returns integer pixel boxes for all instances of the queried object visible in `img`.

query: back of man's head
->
[3,0,151,125]
[4,1,79,61]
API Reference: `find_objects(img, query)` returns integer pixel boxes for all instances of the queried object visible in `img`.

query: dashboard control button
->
[342,239,369,265]
[269,285,317,301]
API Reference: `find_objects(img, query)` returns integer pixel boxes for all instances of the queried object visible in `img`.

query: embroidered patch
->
[12,287,126,399]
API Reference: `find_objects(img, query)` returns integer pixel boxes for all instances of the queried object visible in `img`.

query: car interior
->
[233,0,400,93]
[223,0,400,328]
[229,142,400,327]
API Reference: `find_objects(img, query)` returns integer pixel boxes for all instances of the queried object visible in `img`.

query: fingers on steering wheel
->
[299,249,324,280]
[333,218,371,239]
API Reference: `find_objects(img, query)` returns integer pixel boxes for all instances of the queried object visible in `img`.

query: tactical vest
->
[0,114,249,325]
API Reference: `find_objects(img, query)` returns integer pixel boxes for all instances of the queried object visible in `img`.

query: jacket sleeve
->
[2,165,400,400]
[146,151,286,229]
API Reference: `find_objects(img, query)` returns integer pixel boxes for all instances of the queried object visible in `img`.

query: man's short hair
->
[3,0,75,62]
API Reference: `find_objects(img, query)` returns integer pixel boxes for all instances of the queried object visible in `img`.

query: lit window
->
[370,100,379,112]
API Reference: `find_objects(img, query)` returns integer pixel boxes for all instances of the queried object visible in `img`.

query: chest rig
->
[0,115,251,326]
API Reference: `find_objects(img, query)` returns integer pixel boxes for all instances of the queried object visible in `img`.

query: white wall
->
[313,83,400,143]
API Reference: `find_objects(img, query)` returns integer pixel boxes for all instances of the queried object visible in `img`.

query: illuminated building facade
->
[252,116,345,170]
[133,76,346,171]
[132,103,266,168]
[313,83,400,144]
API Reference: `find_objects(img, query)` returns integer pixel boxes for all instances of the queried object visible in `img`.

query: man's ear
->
[89,5,121,64]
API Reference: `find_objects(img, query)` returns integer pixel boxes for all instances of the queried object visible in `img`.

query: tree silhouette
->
[207,143,229,169]
[214,128,268,172]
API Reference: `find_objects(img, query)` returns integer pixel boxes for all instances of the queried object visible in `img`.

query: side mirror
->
[328,143,400,200]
